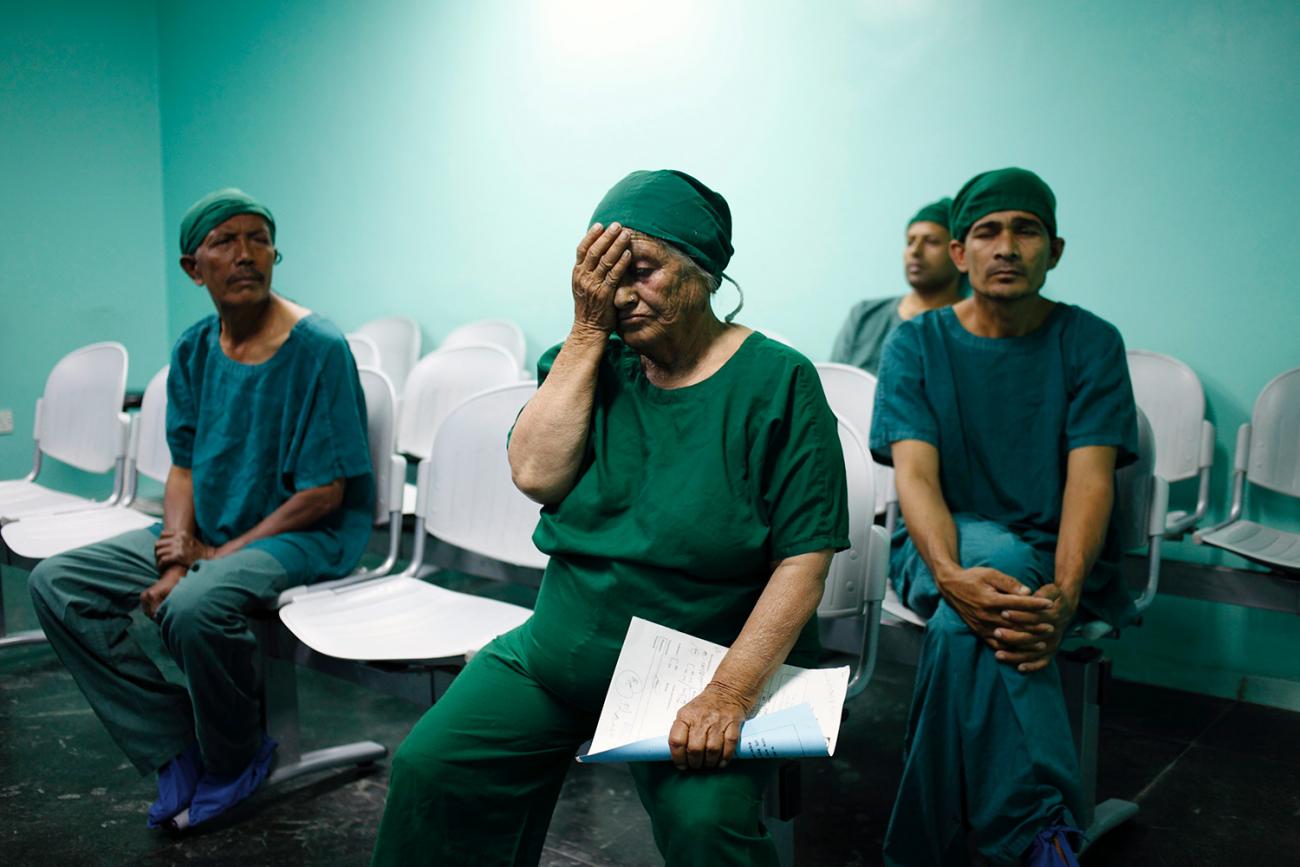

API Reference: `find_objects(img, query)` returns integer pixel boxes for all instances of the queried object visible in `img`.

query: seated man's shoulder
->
[172,315,220,362]
[293,313,351,352]
[1057,303,1124,345]
[846,295,902,321]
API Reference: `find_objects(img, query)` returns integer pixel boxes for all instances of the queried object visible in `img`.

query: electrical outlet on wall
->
[0,408,14,435]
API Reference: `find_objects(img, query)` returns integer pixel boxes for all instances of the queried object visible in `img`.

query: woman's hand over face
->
[669,681,751,771]
[571,222,631,339]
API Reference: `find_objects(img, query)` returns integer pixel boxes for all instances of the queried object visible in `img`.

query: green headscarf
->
[908,197,952,232]
[589,170,733,281]
[179,188,276,255]
[950,168,1056,242]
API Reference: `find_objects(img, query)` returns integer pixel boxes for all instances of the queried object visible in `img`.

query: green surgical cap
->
[589,170,733,280]
[179,188,276,255]
[950,168,1056,242]
[907,197,952,231]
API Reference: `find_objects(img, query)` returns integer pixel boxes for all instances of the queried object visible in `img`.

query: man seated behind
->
[830,197,963,374]
[29,189,373,830]
[869,169,1138,866]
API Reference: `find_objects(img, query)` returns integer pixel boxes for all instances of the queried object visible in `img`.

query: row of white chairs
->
[344,316,529,396]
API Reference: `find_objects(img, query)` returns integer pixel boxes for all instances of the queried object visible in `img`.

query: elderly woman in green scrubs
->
[371,170,849,866]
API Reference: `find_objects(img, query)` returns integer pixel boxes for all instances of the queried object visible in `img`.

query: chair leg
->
[764,759,801,867]
[256,618,388,789]
[0,564,47,648]
[1059,646,1136,852]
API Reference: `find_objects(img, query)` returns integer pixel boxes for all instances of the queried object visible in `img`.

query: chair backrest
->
[134,366,173,484]
[1113,408,1159,551]
[345,333,381,370]
[357,316,421,394]
[1247,366,1300,497]
[1126,350,1208,483]
[358,367,401,524]
[439,319,527,373]
[422,381,548,570]
[396,344,522,459]
[819,418,883,618]
[815,362,892,515]
[36,341,129,473]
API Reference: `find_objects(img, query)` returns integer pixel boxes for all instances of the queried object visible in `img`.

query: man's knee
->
[158,576,242,647]
[961,524,1042,585]
[28,554,86,617]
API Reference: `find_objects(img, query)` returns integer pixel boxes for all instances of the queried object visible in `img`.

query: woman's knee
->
[648,773,767,860]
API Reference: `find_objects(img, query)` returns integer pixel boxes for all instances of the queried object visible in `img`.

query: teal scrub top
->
[829,296,903,375]
[526,332,850,697]
[166,313,374,581]
[869,303,1139,623]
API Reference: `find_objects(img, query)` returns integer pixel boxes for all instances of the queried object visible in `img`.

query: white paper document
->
[578,617,849,763]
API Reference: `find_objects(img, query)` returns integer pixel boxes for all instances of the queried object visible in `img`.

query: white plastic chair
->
[815,362,894,518]
[818,418,891,698]
[878,409,1169,851]
[279,381,542,664]
[1127,350,1215,535]
[439,319,528,377]
[0,342,131,520]
[1195,366,1300,573]
[395,344,522,513]
[2,366,172,563]
[345,333,381,370]
[357,316,421,396]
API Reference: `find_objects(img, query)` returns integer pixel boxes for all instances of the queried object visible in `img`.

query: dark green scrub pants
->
[883,516,1084,867]
[371,625,780,867]
[28,528,291,777]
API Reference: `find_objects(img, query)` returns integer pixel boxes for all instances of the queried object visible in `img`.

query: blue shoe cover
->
[1023,825,1082,867]
[186,735,277,827]
[147,743,204,829]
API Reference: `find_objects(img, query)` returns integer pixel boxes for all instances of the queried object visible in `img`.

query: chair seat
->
[2,506,158,560]
[402,482,417,515]
[279,576,532,663]
[882,585,928,628]
[0,480,99,522]
[1199,520,1300,573]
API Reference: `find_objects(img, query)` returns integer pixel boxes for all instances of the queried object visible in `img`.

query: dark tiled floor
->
[3,562,1299,866]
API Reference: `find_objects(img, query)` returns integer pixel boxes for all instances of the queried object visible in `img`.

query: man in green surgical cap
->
[829,197,962,374]
[870,168,1138,865]
[372,169,848,866]
[30,188,373,830]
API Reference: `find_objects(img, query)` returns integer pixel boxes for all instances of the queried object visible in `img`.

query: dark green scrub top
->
[527,332,850,696]
[869,303,1139,624]
[166,313,374,581]
[829,296,903,374]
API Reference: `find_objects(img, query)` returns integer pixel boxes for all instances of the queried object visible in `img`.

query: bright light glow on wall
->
[531,0,721,66]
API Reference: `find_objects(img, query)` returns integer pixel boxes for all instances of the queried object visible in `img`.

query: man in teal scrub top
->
[830,197,963,374]
[869,168,1138,866]
[29,188,373,830]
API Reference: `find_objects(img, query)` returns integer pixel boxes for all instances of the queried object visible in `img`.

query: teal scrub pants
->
[883,515,1084,867]
[371,624,780,867]
[27,528,292,777]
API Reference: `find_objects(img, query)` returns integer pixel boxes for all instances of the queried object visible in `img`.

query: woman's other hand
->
[571,222,631,338]
[669,681,751,771]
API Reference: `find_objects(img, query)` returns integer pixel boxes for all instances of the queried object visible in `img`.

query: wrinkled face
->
[613,236,710,348]
[903,220,958,292]
[950,209,1063,300]
[179,213,276,308]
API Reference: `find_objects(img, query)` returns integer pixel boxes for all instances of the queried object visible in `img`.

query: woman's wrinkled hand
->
[571,222,631,339]
[669,681,752,771]
[154,529,215,572]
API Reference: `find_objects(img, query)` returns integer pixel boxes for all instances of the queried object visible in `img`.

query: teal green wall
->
[7,1,1299,705]
[1,0,169,496]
